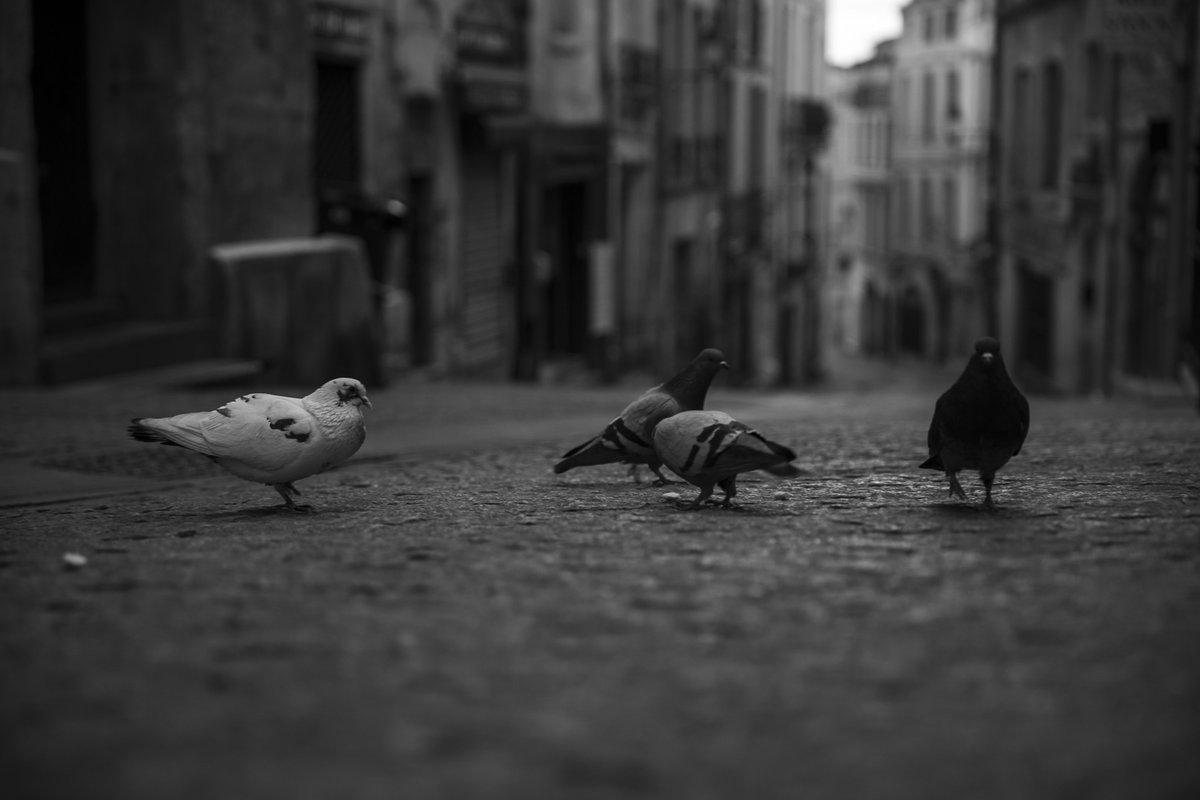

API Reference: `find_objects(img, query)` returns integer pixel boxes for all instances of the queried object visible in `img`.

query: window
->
[550,0,580,36]
[748,85,767,189]
[1085,42,1104,118]
[924,12,936,42]
[945,7,958,40]
[943,176,957,243]
[1011,66,1031,188]
[920,177,934,243]
[922,71,936,143]
[946,69,960,122]
[1041,60,1062,188]
[743,0,765,64]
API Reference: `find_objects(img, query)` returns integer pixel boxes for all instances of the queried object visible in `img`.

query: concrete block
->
[210,236,380,386]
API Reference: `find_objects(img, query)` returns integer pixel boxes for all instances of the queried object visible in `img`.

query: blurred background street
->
[3,0,1200,798]
[2,0,1198,398]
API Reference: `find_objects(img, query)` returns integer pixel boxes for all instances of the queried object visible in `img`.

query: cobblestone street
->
[1,370,1198,799]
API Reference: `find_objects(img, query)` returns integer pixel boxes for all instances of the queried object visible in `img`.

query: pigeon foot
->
[273,483,314,513]
[947,473,967,501]
[648,464,678,486]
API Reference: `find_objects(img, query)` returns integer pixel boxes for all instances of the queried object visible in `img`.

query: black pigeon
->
[653,410,802,508]
[920,337,1029,507]
[554,348,728,485]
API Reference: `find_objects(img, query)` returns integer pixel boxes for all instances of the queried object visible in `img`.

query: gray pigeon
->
[653,410,801,508]
[129,377,371,511]
[920,337,1029,506]
[553,349,728,485]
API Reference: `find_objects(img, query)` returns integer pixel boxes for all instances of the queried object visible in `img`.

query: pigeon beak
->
[720,361,730,370]
[981,353,995,365]
[361,395,373,409]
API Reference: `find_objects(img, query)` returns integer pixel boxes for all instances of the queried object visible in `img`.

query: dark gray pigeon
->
[653,410,801,508]
[553,348,728,484]
[129,378,370,511]
[920,337,1029,507]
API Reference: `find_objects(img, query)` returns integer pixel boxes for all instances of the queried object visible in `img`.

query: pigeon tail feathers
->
[128,414,215,454]
[553,437,627,473]
[129,419,174,445]
[761,462,803,478]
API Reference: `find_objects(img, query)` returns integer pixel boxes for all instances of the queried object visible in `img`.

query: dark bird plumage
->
[920,337,1029,507]
[553,349,729,484]
[653,410,802,508]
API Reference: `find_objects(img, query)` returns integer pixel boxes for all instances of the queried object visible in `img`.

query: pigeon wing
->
[148,393,315,473]
[657,413,792,479]
[621,389,683,444]
[1013,391,1030,455]
[920,393,948,469]
[698,422,795,476]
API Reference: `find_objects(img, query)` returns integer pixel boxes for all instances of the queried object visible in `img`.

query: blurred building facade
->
[1,0,409,385]
[826,40,896,357]
[656,0,829,385]
[992,0,1199,395]
[1,0,830,387]
[890,0,995,361]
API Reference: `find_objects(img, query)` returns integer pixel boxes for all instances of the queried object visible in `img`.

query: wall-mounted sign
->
[455,0,527,67]
[1100,0,1175,53]
[455,0,528,115]
[312,3,368,42]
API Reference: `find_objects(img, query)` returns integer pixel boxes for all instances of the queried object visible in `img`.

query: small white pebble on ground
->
[773,491,789,501]
[662,492,681,501]
[62,552,88,570]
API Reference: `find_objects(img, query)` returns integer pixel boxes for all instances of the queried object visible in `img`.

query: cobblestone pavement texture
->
[1,364,1198,799]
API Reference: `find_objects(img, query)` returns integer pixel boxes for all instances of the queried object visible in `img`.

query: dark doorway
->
[32,0,97,306]
[542,181,589,358]
[1017,259,1054,380]
[406,173,433,367]
[863,282,881,354]
[313,59,362,198]
[898,285,925,355]
[672,237,694,363]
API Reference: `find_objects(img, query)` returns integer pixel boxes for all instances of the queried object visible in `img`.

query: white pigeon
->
[653,410,801,508]
[128,377,371,511]
[553,348,728,485]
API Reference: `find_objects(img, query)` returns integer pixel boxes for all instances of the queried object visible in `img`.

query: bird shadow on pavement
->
[177,504,302,520]
[925,502,1032,518]
[656,501,794,517]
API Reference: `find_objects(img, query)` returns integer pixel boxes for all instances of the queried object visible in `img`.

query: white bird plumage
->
[128,377,371,511]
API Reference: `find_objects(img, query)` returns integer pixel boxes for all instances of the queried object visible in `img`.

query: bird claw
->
[947,474,967,501]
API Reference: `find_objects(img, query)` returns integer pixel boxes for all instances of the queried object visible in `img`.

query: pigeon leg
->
[947,471,967,501]
[649,462,677,486]
[627,464,644,484]
[273,482,314,513]
[981,472,996,508]
[685,485,715,509]
[716,477,738,508]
